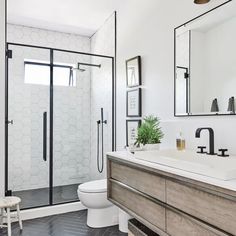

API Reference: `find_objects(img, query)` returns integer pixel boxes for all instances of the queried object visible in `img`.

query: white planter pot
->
[143,143,160,151]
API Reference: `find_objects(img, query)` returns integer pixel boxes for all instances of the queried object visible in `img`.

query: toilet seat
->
[78,179,107,193]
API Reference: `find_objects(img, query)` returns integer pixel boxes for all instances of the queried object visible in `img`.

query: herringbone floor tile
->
[0,210,127,236]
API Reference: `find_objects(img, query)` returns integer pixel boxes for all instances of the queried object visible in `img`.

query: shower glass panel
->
[52,51,91,204]
[52,50,113,204]
[7,45,50,209]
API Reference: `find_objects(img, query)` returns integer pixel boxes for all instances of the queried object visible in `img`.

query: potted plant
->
[135,115,164,150]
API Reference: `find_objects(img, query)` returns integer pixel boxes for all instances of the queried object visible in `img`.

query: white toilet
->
[78,179,118,228]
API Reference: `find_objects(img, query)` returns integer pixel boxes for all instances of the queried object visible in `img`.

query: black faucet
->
[195,128,216,155]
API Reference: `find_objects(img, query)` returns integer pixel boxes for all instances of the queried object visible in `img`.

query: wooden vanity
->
[107,153,236,236]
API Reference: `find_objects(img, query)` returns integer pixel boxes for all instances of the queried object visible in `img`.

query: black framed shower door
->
[5,42,115,210]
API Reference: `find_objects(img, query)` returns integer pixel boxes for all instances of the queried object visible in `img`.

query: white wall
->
[116,0,236,155]
[0,0,6,197]
[190,30,206,113]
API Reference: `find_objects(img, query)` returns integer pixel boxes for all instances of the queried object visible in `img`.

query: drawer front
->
[166,210,228,236]
[128,232,135,236]
[109,180,166,231]
[110,161,166,201]
[166,180,236,235]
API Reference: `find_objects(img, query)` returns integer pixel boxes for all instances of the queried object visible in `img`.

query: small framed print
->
[126,88,142,117]
[126,120,141,146]
[126,56,141,88]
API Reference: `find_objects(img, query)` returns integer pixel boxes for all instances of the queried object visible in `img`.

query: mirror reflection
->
[175,1,236,116]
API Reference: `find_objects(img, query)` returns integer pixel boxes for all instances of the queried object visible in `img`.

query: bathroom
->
[1,0,236,235]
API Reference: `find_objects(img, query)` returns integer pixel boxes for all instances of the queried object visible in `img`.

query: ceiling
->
[7,0,124,37]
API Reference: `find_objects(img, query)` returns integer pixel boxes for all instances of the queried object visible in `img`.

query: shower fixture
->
[97,108,107,173]
[69,62,101,85]
[72,62,101,72]
[194,0,210,4]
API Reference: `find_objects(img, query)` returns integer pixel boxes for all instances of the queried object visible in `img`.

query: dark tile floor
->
[14,184,79,209]
[0,210,127,236]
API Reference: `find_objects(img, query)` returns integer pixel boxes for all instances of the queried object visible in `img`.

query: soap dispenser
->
[176,131,186,151]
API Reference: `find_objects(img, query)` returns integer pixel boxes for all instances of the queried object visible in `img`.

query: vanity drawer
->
[109,161,166,202]
[166,180,236,235]
[109,180,166,232]
[166,210,229,236]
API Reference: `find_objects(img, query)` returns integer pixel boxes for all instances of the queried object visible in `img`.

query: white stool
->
[0,196,23,236]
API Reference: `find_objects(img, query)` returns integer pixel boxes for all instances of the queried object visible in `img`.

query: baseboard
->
[9,202,86,222]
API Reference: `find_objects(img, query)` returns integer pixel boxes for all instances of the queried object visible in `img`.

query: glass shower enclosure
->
[5,43,115,209]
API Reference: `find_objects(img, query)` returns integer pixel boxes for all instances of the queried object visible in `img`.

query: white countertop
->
[107,151,236,192]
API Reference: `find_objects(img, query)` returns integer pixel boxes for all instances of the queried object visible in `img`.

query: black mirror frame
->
[174,0,234,117]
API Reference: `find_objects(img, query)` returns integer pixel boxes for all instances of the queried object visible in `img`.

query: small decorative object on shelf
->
[135,115,164,151]
[126,56,141,88]
[126,88,142,117]
[126,120,141,148]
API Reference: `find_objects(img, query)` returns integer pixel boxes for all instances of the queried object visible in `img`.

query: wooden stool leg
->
[7,207,11,236]
[0,208,3,228]
[16,204,22,230]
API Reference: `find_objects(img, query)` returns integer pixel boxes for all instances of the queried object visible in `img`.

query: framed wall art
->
[126,56,141,88]
[126,88,142,117]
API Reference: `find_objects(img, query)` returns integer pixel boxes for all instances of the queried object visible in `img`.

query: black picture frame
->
[126,56,141,88]
[126,120,141,147]
[126,88,142,117]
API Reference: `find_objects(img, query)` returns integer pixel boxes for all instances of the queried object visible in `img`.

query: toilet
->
[78,179,118,228]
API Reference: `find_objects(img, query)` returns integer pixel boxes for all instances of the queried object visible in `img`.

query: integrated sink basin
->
[133,149,236,180]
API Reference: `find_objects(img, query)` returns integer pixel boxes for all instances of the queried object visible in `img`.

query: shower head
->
[71,64,86,72]
[77,65,86,72]
[72,62,101,72]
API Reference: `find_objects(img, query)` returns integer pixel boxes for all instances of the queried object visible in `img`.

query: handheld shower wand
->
[97,108,107,173]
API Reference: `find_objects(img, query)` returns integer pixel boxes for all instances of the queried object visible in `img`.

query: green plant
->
[135,115,164,146]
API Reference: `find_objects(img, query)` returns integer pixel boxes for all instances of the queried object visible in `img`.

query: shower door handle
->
[43,112,47,162]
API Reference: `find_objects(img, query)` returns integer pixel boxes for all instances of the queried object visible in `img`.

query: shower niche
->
[5,43,115,209]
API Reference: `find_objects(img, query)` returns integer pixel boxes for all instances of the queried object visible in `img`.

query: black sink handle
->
[217,149,229,157]
[197,146,207,154]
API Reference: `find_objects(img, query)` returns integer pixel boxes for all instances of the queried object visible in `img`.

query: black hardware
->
[43,112,47,162]
[217,149,229,157]
[77,62,101,68]
[97,108,107,173]
[5,190,12,196]
[195,128,216,155]
[6,49,12,59]
[184,72,189,79]
[7,120,13,125]
[197,146,207,154]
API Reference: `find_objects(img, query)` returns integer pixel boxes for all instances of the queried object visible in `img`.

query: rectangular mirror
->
[174,0,236,116]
